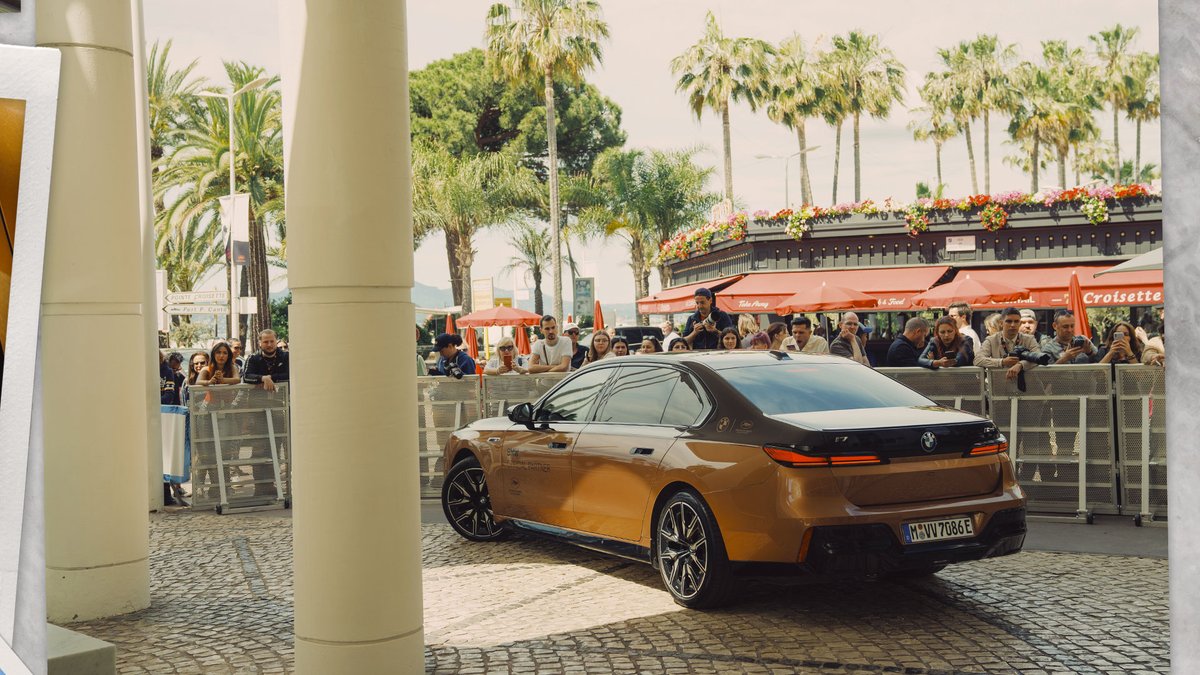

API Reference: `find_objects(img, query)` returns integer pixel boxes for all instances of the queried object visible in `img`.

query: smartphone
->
[1113,331,1126,341]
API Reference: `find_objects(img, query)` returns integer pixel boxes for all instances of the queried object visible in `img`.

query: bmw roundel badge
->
[920,431,938,453]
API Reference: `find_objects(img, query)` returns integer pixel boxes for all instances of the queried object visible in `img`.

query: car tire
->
[654,490,736,609]
[441,455,509,542]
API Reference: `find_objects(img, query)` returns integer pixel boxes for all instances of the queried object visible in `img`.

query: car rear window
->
[720,362,931,415]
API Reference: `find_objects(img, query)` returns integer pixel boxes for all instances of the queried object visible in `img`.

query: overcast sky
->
[144,0,1161,317]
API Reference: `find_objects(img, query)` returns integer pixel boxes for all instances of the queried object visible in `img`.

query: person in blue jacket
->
[431,333,477,378]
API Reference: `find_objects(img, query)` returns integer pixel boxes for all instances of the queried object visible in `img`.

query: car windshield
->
[720,362,932,415]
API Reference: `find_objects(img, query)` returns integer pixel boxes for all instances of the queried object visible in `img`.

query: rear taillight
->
[966,438,1009,457]
[763,445,884,468]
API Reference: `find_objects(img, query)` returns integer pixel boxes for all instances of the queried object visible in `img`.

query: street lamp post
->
[756,146,822,207]
[198,77,268,344]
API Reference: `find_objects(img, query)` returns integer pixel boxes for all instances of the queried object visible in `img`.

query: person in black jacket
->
[242,329,290,392]
[885,317,930,367]
[683,287,734,350]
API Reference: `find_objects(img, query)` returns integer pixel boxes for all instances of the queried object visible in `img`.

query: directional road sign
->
[164,304,229,315]
[166,290,229,304]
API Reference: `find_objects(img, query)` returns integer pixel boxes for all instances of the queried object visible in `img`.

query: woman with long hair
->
[587,331,613,363]
[1098,321,1144,364]
[767,322,788,350]
[640,336,662,354]
[198,341,240,385]
[719,327,740,351]
[483,336,529,375]
[182,351,209,402]
[738,314,760,347]
[984,313,1003,337]
[920,316,974,369]
[610,336,630,357]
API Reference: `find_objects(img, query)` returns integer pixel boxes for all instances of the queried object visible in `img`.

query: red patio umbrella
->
[774,282,879,314]
[910,274,1030,308]
[455,305,542,328]
[444,312,456,335]
[462,327,479,360]
[513,325,532,355]
[1066,271,1093,340]
[594,300,605,332]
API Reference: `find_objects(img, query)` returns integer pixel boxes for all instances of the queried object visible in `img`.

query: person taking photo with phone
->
[1098,321,1144,365]
[1040,310,1098,365]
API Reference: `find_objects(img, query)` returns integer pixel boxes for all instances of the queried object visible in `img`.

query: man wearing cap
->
[1018,309,1043,343]
[562,322,589,370]
[430,332,477,378]
[683,287,734,351]
[528,314,573,373]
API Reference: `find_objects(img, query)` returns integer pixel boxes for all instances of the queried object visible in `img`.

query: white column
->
[279,2,423,672]
[36,0,151,620]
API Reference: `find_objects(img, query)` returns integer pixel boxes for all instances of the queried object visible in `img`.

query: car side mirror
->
[508,402,536,429]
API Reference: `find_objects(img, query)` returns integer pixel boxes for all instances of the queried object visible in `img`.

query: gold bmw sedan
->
[441,350,1026,608]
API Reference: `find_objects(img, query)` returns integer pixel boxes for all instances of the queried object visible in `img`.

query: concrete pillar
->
[36,0,151,621]
[279,2,423,673]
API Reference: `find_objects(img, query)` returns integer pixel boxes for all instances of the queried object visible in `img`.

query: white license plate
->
[902,516,975,544]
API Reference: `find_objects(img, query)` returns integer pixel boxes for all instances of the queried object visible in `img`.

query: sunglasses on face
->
[499,346,514,351]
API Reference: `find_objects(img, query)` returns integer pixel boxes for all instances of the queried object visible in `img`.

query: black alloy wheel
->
[655,491,735,608]
[441,456,509,542]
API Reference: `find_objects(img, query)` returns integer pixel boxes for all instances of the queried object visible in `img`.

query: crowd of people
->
[423,287,1166,379]
[158,329,291,505]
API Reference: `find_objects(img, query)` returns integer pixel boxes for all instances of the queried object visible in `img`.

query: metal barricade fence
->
[1115,364,1168,525]
[877,367,988,417]
[986,364,1117,521]
[417,376,484,499]
[187,383,291,513]
[480,373,569,419]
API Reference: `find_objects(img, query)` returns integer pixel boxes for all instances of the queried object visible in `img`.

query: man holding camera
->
[431,332,477,378]
[975,306,1047,381]
[1040,310,1098,365]
[683,287,733,350]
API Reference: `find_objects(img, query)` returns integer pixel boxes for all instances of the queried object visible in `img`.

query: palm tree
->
[965,35,1018,193]
[485,0,609,322]
[1007,61,1061,191]
[146,40,203,165]
[154,62,284,338]
[910,76,959,190]
[1036,41,1100,189]
[765,34,821,205]
[638,149,719,289]
[1091,24,1140,172]
[670,11,774,203]
[157,214,225,294]
[502,221,552,315]
[827,31,905,202]
[818,50,849,204]
[934,43,980,194]
[412,147,543,313]
[1125,52,1160,179]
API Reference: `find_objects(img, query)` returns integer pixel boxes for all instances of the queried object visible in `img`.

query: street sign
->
[166,290,229,304]
[164,304,229,315]
[572,277,594,319]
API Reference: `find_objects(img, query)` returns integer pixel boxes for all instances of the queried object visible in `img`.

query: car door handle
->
[549,441,569,449]
[630,447,655,455]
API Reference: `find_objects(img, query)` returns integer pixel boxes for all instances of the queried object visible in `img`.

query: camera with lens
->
[1010,346,1052,366]
[1071,335,1088,349]
[445,363,465,380]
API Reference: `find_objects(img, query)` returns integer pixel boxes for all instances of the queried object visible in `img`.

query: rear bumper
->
[732,507,1026,580]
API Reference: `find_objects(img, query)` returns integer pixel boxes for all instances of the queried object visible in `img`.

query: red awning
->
[636,274,745,314]
[954,264,1163,308]
[715,266,950,314]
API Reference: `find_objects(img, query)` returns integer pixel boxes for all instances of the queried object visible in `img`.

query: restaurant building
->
[637,192,1163,356]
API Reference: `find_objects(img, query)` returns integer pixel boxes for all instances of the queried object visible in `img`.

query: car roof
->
[628,350,850,370]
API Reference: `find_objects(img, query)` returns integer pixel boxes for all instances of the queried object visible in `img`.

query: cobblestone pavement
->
[68,510,1169,674]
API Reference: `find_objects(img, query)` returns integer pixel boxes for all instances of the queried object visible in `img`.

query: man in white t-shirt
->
[661,319,681,352]
[948,302,980,352]
[528,314,573,373]
[780,316,829,354]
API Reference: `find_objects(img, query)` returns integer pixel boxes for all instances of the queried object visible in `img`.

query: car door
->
[496,367,615,529]
[572,365,710,542]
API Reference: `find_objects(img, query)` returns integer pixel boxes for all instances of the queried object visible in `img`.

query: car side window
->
[596,366,678,425]
[536,368,613,422]
[661,373,709,427]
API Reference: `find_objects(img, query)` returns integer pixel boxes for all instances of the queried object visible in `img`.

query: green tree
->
[765,34,822,205]
[269,292,291,343]
[412,146,543,313]
[933,43,980,193]
[827,31,905,202]
[817,49,850,204]
[1007,61,1061,191]
[670,11,773,202]
[910,75,959,190]
[155,62,284,338]
[964,35,1018,193]
[1039,41,1100,188]
[1091,24,1140,172]
[146,40,203,165]
[156,214,224,294]
[1125,52,1160,179]
[501,221,552,316]
[486,0,610,322]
